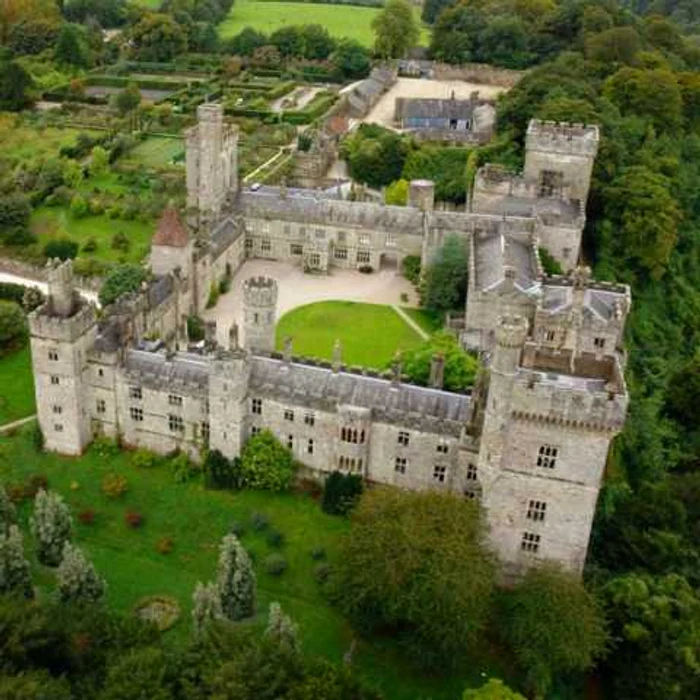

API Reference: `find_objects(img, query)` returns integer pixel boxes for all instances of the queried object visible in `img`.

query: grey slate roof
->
[397,98,478,121]
[124,350,209,391]
[540,285,627,321]
[473,230,538,292]
[250,356,470,436]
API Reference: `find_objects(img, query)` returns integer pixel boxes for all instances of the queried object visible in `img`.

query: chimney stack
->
[429,353,445,389]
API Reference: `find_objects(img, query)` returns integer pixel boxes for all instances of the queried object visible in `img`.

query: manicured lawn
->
[403,306,444,334]
[219,0,430,46]
[30,206,154,265]
[275,301,425,368]
[125,137,185,169]
[0,427,505,699]
[0,346,35,425]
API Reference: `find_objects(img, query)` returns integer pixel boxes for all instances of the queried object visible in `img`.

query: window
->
[200,422,210,441]
[261,238,271,253]
[96,399,106,414]
[309,253,321,268]
[545,329,556,342]
[307,438,314,454]
[433,465,447,482]
[395,457,407,474]
[98,368,104,377]
[315,228,325,239]
[536,444,558,469]
[169,414,184,433]
[594,337,606,350]
[290,243,303,256]
[130,407,143,422]
[521,532,541,553]
[245,238,253,250]
[287,434,294,450]
[527,500,547,522]
[359,233,371,246]
[341,427,365,444]
[169,394,183,407]
[284,409,294,422]
[261,221,270,235]
[356,250,371,264]
[437,441,449,454]
[539,169,563,197]
[251,398,262,415]
[48,349,58,361]
[397,431,409,447]
[339,456,363,473]
[337,231,346,243]
[334,248,348,260]
[251,426,261,436]
[466,463,478,481]
[386,232,396,247]
[54,424,63,433]
[52,405,62,414]
[50,375,59,385]
[304,413,315,426]
[129,386,142,400]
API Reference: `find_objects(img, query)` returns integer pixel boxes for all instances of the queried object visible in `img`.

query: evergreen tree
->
[0,525,33,598]
[423,234,469,314]
[0,484,17,535]
[192,581,223,636]
[31,489,72,567]
[56,543,106,604]
[265,602,300,655]
[216,534,256,621]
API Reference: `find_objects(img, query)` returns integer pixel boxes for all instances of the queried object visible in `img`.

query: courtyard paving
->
[203,259,418,346]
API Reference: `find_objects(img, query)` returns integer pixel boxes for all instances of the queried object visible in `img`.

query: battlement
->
[29,300,97,342]
[526,120,599,157]
[543,272,630,297]
[197,102,224,124]
[495,314,529,349]
[243,276,278,308]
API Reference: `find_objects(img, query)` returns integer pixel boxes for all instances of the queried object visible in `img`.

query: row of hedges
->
[224,92,336,124]
[84,75,192,91]
[257,0,382,4]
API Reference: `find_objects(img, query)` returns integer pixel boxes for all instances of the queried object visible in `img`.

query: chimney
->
[429,353,445,389]
[332,339,342,373]
[205,320,217,349]
[391,351,402,387]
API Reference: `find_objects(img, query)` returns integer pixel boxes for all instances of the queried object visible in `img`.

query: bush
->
[240,430,297,491]
[69,194,88,218]
[267,530,285,548]
[358,265,373,274]
[218,276,231,295]
[170,452,198,484]
[265,553,287,576]
[402,255,421,285]
[204,449,241,489]
[155,537,174,554]
[131,448,160,470]
[0,301,27,351]
[187,315,205,342]
[125,511,143,528]
[77,509,96,525]
[44,238,78,261]
[99,264,147,306]
[82,236,98,253]
[314,563,331,583]
[311,546,326,561]
[111,231,130,252]
[24,475,49,499]
[102,473,128,499]
[229,520,245,537]
[322,472,363,516]
[251,511,269,531]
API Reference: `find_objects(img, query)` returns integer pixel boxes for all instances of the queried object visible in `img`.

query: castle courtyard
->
[203,259,418,347]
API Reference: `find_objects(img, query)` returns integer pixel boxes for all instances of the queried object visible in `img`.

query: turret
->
[242,276,278,353]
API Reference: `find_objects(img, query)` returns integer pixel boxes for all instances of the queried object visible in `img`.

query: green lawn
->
[0,427,505,699]
[125,137,185,169]
[219,0,430,46]
[0,346,35,425]
[403,306,444,334]
[275,301,425,368]
[30,206,154,265]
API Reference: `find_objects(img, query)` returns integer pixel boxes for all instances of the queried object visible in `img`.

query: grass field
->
[125,137,185,169]
[275,301,425,368]
[0,427,504,699]
[0,346,35,425]
[219,0,430,46]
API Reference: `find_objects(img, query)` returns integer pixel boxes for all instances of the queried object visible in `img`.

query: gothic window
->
[96,399,106,414]
[594,337,606,350]
[307,438,314,454]
[339,456,363,473]
[334,248,348,260]
[359,233,371,246]
[466,463,478,481]
[169,394,183,407]
[48,350,58,361]
[168,414,184,433]
[51,376,59,385]
[284,409,294,422]
[304,413,315,426]
[200,422,210,441]
[527,500,547,522]
[536,444,558,469]
[290,243,303,256]
[251,398,262,415]
[287,434,293,450]
[129,386,142,400]
[437,441,449,454]
[130,407,143,422]
[433,465,447,482]
[521,532,541,553]
[52,405,62,414]
[397,431,410,447]
[395,457,407,474]
[356,250,371,264]
[261,238,271,253]
[54,424,63,432]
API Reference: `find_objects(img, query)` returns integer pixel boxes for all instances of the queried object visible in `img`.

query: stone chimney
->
[429,353,445,389]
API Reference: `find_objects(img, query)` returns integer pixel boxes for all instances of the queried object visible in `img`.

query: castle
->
[29,103,630,577]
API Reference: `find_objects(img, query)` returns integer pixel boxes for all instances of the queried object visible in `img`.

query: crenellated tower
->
[242,276,278,353]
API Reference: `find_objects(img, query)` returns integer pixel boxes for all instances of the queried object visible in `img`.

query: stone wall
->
[431,62,525,88]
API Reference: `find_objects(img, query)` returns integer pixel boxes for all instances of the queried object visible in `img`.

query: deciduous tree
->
[372,0,419,59]
[239,430,296,491]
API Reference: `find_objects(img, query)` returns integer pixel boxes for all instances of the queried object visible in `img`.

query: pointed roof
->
[152,207,189,248]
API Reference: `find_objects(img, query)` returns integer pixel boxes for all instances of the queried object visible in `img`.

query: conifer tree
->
[56,543,106,604]
[0,484,16,535]
[192,581,223,636]
[31,489,72,567]
[265,602,300,655]
[216,534,256,621]
[0,525,33,598]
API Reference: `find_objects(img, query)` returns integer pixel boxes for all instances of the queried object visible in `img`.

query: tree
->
[0,485,17,535]
[479,16,532,69]
[8,18,59,55]
[423,234,469,314]
[422,0,455,25]
[192,581,223,637]
[331,39,371,79]
[385,178,409,206]
[204,449,242,489]
[333,488,495,668]
[91,146,109,177]
[585,26,641,66]
[99,264,147,306]
[265,602,300,655]
[30,489,72,567]
[372,0,419,59]
[129,12,187,62]
[0,194,31,240]
[55,23,91,67]
[0,60,33,111]
[498,565,607,697]
[111,83,141,117]
[99,647,172,700]
[216,534,256,621]
[226,27,267,56]
[0,0,59,43]
[56,543,106,604]
[301,24,335,60]
[44,239,79,261]
[0,525,33,598]
[0,671,72,699]
[239,430,297,491]
[463,679,526,700]
[429,5,486,64]
[342,125,412,189]
[270,26,304,58]
[0,301,27,351]
[321,472,363,516]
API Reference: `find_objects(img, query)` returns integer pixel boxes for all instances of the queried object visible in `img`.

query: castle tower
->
[186,103,239,226]
[29,260,98,455]
[242,277,278,353]
[524,120,599,206]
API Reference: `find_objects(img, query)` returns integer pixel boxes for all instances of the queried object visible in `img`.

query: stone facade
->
[29,104,630,579]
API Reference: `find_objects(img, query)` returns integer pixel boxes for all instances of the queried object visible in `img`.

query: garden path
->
[391,305,429,341]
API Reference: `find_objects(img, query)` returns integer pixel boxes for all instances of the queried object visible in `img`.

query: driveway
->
[203,259,418,346]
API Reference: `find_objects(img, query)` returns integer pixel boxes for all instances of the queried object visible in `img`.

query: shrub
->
[321,472,363,516]
[6,483,25,504]
[229,520,245,537]
[314,563,331,583]
[99,264,146,306]
[92,435,120,458]
[170,452,198,484]
[125,511,143,528]
[265,553,287,576]
[250,511,269,531]
[111,231,130,252]
[218,276,231,295]
[400,292,409,303]
[358,264,373,274]
[0,301,27,351]
[240,430,297,491]
[206,281,220,309]
[44,238,78,261]
[102,473,128,499]
[78,509,96,525]
[267,530,285,548]
[155,537,174,554]
[82,236,98,253]
[187,315,205,342]
[205,450,241,490]
[69,194,88,218]
[131,448,160,470]
[402,254,421,284]
[311,546,326,561]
